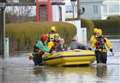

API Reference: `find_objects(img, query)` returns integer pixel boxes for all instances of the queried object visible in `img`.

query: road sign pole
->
[0,3,6,58]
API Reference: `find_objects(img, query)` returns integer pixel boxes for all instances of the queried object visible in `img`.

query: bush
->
[93,18,120,35]
[107,15,120,20]
[81,19,94,41]
[6,22,76,52]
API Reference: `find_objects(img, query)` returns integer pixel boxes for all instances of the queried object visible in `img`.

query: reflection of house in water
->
[80,0,120,19]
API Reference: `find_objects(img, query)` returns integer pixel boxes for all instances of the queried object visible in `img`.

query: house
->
[80,0,120,19]
[36,0,79,22]
[35,0,87,44]
[5,0,87,44]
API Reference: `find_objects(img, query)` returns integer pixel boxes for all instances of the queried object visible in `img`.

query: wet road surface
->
[0,39,120,83]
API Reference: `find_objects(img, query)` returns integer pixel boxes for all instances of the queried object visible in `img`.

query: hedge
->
[93,19,120,35]
[6,22,76,52]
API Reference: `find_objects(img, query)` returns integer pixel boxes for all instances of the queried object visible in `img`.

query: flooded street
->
[0,39,120,83]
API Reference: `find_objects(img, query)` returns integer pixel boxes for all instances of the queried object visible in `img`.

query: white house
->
[80,0,120,19]
[51,0,87,44]
[5,0,87,44]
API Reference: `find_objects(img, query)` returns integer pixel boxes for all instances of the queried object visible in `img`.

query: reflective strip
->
[96,49,107,52]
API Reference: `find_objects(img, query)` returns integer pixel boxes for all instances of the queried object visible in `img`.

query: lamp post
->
[71,0,76,19]
[36,0,40,22]
[77,0,80,19]
[0,2,6,83]
[0,2,6,58]
[71,0,85,19]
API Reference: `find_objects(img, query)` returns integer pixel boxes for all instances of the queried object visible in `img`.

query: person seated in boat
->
[32,34,51,66]
[47,26,63,52]
[69,37,88,50]
[55,38,65,52]
[48,38,65,52]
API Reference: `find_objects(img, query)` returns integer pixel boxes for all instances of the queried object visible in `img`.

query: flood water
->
[0,39,120,83]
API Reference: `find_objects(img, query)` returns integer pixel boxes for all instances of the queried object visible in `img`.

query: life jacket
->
[48,33,59,42]
[48,41,55,49]
[33,41,45,56]
[95,36,106,50]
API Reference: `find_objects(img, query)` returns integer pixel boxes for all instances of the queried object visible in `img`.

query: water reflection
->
[31,64,119,83]
[96,64,107,78]
[32,66,96,83]
[33,66,96,75]
[33,66,47,81]
[0,39,119,83]
[0,57,119,83]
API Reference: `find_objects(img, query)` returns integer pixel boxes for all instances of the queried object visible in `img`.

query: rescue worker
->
[47,26,63,52]
[90,28,103,49]
[90,28,113,64]
[48,26,60,42]
[32,34,50,66]
[90,28,102,46]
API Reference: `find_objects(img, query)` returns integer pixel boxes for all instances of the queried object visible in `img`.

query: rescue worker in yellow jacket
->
[90,28,113,64]
[90,28,102,46]
[48,26,60,42]
[47,26,61,51]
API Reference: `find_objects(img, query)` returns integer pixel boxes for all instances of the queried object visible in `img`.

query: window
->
[108,5,120,13]
[93,5,98,14]
[103,5,107,13]
[65,5,73,13]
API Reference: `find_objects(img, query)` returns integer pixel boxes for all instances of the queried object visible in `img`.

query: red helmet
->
[40,34,48,41]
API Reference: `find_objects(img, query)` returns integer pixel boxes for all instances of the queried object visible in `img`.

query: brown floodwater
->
[0,39,120,83]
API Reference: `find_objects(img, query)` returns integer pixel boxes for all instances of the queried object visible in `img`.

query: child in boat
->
[55,38,65,52]
[48,38,65,52]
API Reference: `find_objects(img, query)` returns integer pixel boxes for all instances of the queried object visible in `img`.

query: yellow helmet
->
[98,29,102,35]
[51,26,56,32]
[93,28,98,33]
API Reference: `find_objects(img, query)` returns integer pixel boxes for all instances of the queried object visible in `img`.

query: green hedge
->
[81,19,94,40]
[107,15,120,20]
[93,19,120,35]
[6,22,76,51]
